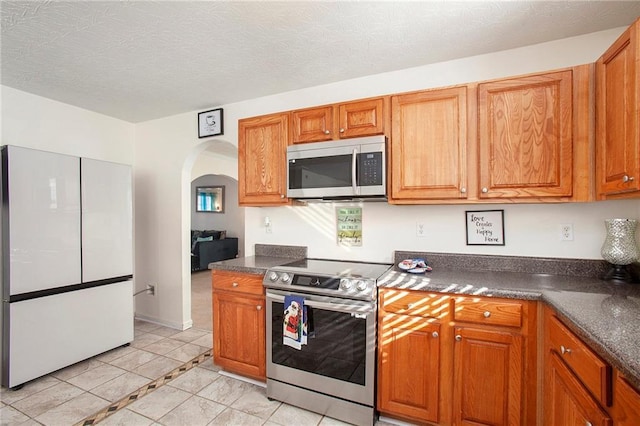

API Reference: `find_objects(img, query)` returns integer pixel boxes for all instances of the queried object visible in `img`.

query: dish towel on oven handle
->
[283,295,307,350]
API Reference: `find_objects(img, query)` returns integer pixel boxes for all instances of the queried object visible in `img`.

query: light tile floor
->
[1,320,397,425]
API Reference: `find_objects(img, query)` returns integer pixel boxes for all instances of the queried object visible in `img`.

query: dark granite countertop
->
[208,255,298,275]
[378,264,640,391]
[208,247,640,391]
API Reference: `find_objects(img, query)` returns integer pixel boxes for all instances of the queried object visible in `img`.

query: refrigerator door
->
[81,158,133,282]
[4,146,81,295]
[6,280,133,388]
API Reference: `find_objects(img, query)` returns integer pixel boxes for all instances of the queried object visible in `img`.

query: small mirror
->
[196,186,225,213]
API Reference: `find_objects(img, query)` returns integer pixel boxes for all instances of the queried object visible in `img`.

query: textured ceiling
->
[2,1,640,123]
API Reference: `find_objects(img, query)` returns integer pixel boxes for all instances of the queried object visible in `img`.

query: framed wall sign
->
[198,108,224,138]
[465,210,505,245]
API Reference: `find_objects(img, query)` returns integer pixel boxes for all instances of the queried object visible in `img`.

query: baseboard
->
[134,313,193,331]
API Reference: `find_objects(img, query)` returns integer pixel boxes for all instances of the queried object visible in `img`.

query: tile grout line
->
[75,348,213,426]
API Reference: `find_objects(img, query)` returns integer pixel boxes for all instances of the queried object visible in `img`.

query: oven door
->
[265,289,376,406]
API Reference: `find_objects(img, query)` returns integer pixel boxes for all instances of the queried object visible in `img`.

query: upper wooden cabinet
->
[238,112,290,206]
[389,86,470,201]
[478,67,591,201]
[291,97,387,143]
[389,65,592,204]
[596,17,640,199]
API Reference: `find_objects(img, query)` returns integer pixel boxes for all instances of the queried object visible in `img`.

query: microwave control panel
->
[358,152,383,186]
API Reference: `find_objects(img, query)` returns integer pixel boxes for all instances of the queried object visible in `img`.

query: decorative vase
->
[601,218,639,282]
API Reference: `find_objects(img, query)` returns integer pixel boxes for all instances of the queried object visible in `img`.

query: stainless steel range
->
[263,258,392,426]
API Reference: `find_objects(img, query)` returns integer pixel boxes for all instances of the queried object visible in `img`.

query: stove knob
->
[268,272,279,282]
[281,273,291,283]
[356,280,368,292]
[340,278,352,290]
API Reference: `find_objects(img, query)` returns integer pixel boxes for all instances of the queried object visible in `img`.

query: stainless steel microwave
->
[286,135,386,200]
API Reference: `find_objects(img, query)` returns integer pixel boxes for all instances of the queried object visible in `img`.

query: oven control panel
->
[265,271,376,299]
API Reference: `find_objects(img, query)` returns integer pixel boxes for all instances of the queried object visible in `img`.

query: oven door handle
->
[266,290,374,315]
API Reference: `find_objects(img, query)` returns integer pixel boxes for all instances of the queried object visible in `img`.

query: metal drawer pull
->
[483,311,491,318]
[232,282,239,287]
[481,187,488,193]
[622,175,635,182]
[455,335,462,342]
[324,130,330,135]
[560,345,572,355]
[257,305,262,310]
[432,331,439,338]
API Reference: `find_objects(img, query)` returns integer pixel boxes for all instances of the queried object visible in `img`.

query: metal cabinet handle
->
[560,345,572,355]
[623,175,635,182]
[280,194,285,199]
[460,187,467,193]
[455,335,462,342]
[432,331,439,338]
[232,282,239,287]
[585,422,593,426]
[483,311,491,318]
[481,187,488,193]
[339,128,345,133]
[406,303,415,309]
[257,305,262,310]
[324,130,330,135]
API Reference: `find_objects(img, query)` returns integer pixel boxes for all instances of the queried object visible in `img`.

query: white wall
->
[1,86,134,163]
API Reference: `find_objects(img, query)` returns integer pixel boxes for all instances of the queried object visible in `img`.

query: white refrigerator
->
[1,146,134,389]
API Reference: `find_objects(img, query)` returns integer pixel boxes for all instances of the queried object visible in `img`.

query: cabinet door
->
[378,313,440,423]
[453,326,522,426]
[390,87,468,201]
[613,373,640,426]
[238,113,289,206]
[212,291,265,380]
[545,352,612,426]
[596,19,640,197]
[338,98,385,139]
[291,106,334,143]
[478,70,573,199]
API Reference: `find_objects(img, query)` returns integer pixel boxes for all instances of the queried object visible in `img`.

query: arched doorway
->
[182,140,243,331]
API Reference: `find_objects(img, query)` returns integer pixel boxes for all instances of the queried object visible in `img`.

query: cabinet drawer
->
[212,270,264,296]
[548,314,612,406]
[453,298,522,327]
[380,290,449,319]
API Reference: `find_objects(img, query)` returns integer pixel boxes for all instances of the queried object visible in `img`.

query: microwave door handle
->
[351,148,358,194]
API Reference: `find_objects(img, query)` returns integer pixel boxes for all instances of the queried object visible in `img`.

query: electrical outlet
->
[146,284,155,296]
[416,222,427,238]
[560,224,574,241]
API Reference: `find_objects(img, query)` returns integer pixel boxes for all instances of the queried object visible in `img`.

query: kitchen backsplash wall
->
[245,199,640,263]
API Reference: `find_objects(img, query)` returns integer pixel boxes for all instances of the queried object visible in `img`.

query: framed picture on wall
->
[196,186,225,213]
[198,108,224,138]
[465,210,505,245]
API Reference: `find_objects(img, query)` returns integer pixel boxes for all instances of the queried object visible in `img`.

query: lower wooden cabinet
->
[211,270,265,380]
[612,372,640,426]
[377,290,536,426]
[546,351,612,426]
[452,326,523,426]
[378,312,441,423]
[543,305,640,426]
